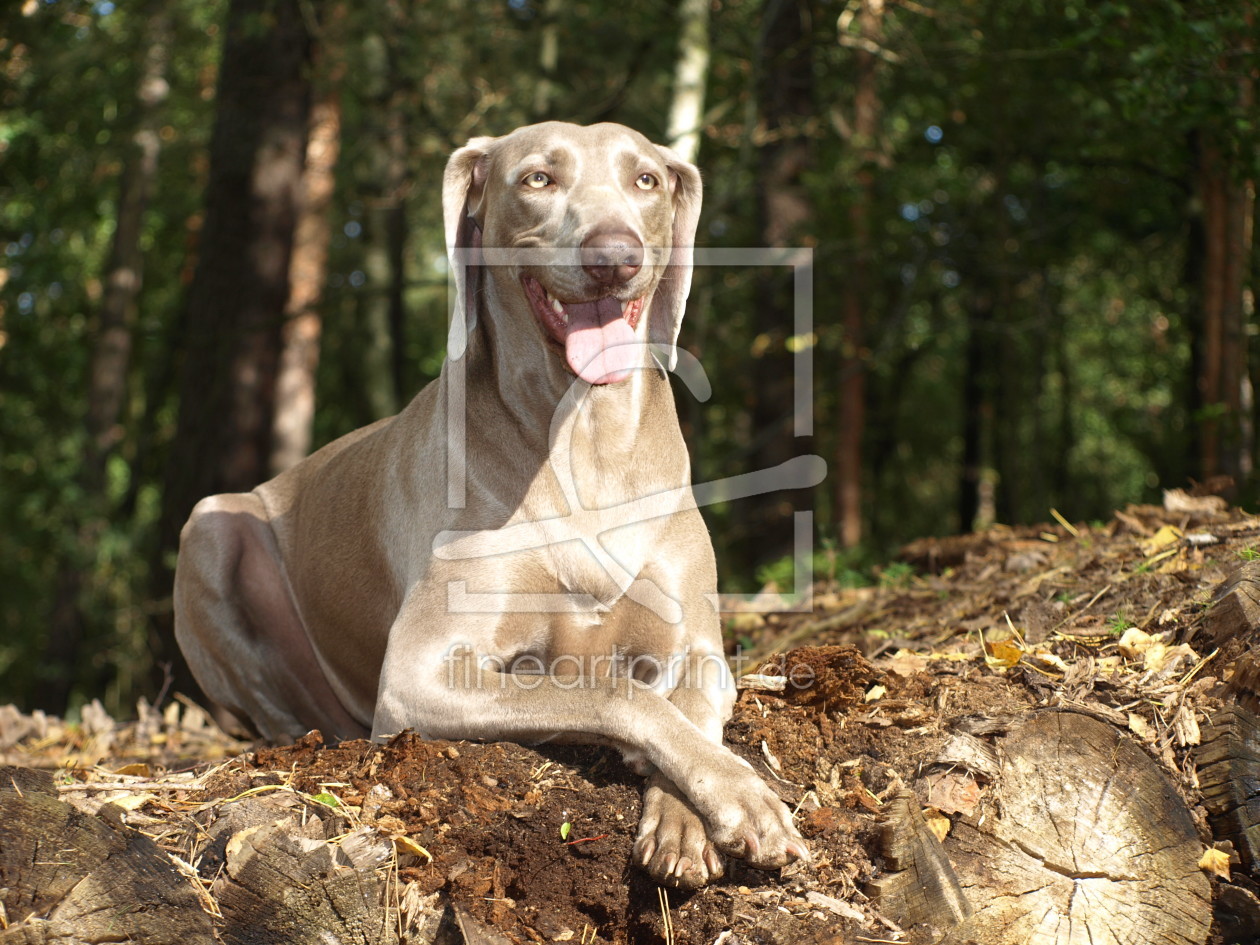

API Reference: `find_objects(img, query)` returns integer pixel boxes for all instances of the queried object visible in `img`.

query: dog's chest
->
[537,504,666,607]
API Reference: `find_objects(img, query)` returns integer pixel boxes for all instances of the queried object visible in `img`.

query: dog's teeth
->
[551,298,565,316]
[620,300,630,315]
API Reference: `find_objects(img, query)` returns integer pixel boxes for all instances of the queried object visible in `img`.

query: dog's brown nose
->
[581,230,643,285]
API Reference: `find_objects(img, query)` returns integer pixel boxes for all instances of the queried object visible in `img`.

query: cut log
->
[1215,881,1260,944]
[0,765,215,945]
[867,789,972,937]
[1201,560,1260,651]
[873,713,1212,944]
[212,816,389,945]
[1197,704,1260,870]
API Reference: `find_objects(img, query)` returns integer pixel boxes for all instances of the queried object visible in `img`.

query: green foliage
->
[754,545,920,593]
[1107,613,1135,636]
[0,0,1255,715]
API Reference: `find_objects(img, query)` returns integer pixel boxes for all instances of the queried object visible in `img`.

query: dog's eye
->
[523,172,553,189]
[635,173,658,191]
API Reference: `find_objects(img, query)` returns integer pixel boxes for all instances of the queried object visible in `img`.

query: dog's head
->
[443,122,702,384]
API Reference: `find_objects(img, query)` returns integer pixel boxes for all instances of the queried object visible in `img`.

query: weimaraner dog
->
[174,121,808,888]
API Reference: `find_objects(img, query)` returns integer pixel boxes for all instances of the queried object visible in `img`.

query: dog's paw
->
[697,761,810,871]
[635,778,725,889]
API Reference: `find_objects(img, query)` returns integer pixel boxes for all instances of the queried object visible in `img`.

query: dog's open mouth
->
[522,275,645,385]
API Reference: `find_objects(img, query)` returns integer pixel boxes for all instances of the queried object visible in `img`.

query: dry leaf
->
[924,808,952,843]
[1118,628,1159,659]
[865,684,887,702]
[1128,713,1154,741]
[983,638,1022,670]
[1140,524,1184,556]
[886,650,927,677]
[1198,847,1231,880]
[1144,643,1197,678]
[926,770,982,816]
[394,834,434,863]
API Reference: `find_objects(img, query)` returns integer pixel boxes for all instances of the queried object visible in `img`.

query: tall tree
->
[271,7,346,474]
[744,0,816,570]
[1194,123,1254,486]
[532,0,564,121]
[666,0,711,164]
[153,0,313,695]
[835,0,886,548]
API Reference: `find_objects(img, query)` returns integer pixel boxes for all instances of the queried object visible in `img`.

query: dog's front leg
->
[375,630,808,878]
[633,675,732,888]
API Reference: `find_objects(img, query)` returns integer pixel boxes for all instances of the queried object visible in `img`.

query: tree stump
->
[1200,561,1260,653]
[874,712,1212,944]
[0,765,215,945]
[1198,705,1260,868]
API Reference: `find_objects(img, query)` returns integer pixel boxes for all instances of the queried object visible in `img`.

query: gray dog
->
[174,121,808,888]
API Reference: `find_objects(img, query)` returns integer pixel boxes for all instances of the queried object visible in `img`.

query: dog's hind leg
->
[174,493,368,742]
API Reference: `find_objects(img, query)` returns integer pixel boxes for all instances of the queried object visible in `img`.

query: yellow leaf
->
[865,684,887,703]
[114,763,150,777]
[393,835,433,863]
[1199,847,1231,880]
[924,808,952,843]
[984,638,1022,669]
[109,793,152,812]
[1140,525,1183,556]
[1118,628,1158,659]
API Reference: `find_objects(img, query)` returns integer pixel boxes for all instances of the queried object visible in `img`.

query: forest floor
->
[3,493,1260,944]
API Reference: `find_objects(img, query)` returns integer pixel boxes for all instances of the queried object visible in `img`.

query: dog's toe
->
[637,779,725,888]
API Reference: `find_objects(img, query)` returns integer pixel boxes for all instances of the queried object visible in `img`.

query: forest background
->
[0,0,1255,719]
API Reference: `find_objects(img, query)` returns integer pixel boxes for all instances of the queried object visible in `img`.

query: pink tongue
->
[564,298,638,385]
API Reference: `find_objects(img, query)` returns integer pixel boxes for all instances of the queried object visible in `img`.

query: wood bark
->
[1200,560,1260,654]
[356,19,412,423]
[1198,705,1260,872]
[531,0,563,120]
[0,766,215,944]
[153,0,313,696]
[957,291,993,533]
[212,817,388,944]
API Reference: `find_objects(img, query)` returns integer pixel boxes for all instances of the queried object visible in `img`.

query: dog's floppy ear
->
[649,145,703,371]
[443,136,496,361]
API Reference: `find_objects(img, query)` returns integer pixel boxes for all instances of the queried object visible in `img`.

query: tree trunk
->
[153,0,313,698]
[271,19,345,475]
[358,29,411,422]
[746,0,816,571]
[532,0,563,120]
[1194,25,1255,490]
[958,293,992,534]
[835,0,884,549]
[666,0,710,165]
[40,8,171,713]
[1197,134,1252,487]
